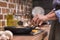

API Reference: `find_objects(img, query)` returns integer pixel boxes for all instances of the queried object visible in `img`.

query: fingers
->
[32,18,43,26]
[36,18,40,25]
[31,20,35,25]
[32,16,38,24]
[31,18,38,25]
[31,14,44,26]
[39,21,43,26]
[33,15,38,21]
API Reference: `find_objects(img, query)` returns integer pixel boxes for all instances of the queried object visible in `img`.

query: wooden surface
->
[12,25,50,40]
[41,25,51,40]
[13,31,46,40]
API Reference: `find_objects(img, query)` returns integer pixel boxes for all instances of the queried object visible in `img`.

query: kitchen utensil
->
[4,26,33,35]
[4,22,47,35]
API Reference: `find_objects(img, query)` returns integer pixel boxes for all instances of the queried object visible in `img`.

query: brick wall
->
[0,0,32,29]
[0,0,17,28]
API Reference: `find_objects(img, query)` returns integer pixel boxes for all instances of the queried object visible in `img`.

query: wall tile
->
[0,2,7,7]
[9,4,15,8]
[2,21,5,26]
[2,8,9,14]
[0,15,3,19]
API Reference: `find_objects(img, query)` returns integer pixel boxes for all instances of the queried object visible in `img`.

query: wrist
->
[43,16,48,21]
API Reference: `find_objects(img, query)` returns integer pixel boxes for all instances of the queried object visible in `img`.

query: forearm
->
[45,12,57,21]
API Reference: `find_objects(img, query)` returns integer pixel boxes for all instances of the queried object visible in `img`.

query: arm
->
[38,11,57,25]
[32,10,58,25]
[45,11,57,21]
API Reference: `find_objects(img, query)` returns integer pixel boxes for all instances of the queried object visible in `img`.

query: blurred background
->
[0,0,53,29]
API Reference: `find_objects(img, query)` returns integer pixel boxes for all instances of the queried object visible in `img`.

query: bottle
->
[7,10,14,26]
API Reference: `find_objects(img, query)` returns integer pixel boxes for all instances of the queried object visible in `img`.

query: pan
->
[4,22,47,35]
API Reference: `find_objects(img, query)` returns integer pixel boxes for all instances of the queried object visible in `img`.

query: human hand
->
[31,14,39,26]
[32,14,48,26]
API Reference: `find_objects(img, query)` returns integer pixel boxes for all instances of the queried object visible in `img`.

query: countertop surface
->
[12,25,50,40]
[13,31,47,40]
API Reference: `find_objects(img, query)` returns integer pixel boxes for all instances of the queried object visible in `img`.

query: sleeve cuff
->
[55,10,60,22]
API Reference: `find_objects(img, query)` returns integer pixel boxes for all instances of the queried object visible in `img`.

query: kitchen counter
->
[13,31,47,40]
